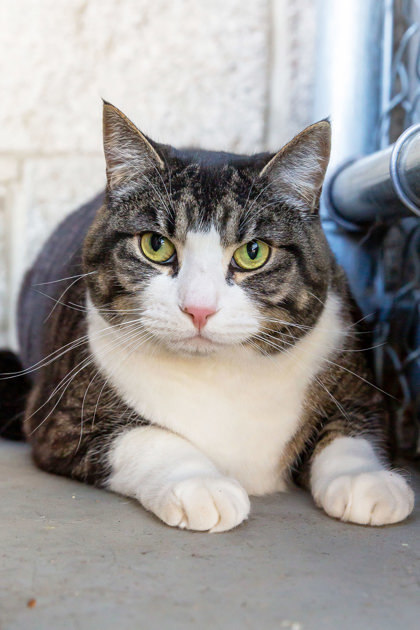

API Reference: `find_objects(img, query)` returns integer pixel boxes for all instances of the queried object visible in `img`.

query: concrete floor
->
[1,441,419,630]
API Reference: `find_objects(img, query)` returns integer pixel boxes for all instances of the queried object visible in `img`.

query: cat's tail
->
[0,350,31,441]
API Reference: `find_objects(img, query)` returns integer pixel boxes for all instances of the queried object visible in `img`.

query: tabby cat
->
[0,102,414,532]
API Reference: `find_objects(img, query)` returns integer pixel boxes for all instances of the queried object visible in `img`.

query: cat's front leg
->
[108,426,250,532]
[310,436,414,526]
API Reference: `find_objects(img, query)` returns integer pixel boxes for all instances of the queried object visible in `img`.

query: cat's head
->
[84,102,332,355]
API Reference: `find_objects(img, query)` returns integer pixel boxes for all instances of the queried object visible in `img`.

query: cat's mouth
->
[170,332,223,355]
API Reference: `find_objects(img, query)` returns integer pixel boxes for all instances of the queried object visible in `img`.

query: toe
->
[210,481,250,533]
[174,481,220,531]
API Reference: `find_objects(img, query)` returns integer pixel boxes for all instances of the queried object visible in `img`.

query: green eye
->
[140,232,176,263]
[233,240,270,270]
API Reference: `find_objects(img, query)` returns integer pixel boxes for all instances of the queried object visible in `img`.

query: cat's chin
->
[163,334,228,356]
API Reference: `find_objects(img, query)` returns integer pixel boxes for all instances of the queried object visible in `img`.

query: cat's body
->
[1,103,414,531]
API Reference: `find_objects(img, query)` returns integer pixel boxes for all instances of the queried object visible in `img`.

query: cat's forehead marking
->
[171,197,247,248]
[166,162,251,244]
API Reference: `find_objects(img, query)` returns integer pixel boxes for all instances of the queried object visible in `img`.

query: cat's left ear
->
[259,120,331,213]
[102,101,165,189]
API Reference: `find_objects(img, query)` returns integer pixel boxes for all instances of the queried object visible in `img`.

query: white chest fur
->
[88,295,343,495]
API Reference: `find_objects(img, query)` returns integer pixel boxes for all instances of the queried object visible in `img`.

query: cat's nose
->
[182,305,216,330]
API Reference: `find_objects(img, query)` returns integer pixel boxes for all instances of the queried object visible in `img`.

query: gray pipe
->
[328,124,420,226]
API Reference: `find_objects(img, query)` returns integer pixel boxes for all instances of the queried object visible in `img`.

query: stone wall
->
[0,0,316,347]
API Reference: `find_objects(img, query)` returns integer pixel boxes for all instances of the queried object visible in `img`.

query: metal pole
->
[314,0,395,313]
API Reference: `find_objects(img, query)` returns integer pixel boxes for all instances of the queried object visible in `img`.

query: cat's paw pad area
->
[156,476,250,533]
[315,470,414,526]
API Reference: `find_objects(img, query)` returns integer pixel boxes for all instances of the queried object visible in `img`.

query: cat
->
[0,101,414,532]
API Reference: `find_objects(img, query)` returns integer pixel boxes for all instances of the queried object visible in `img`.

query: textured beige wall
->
[0,0,316,347]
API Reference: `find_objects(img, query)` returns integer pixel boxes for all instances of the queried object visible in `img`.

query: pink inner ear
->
[182,305,217,330]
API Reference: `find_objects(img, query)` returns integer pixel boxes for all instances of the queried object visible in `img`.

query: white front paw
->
[153,476,250,533]
[314,470,414,526]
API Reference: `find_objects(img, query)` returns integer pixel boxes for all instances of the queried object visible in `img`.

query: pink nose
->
[183,305,216,330]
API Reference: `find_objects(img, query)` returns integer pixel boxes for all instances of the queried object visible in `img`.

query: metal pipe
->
[328,124,420,226]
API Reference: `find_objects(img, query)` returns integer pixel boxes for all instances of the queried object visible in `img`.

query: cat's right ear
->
[102,101,164,189]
